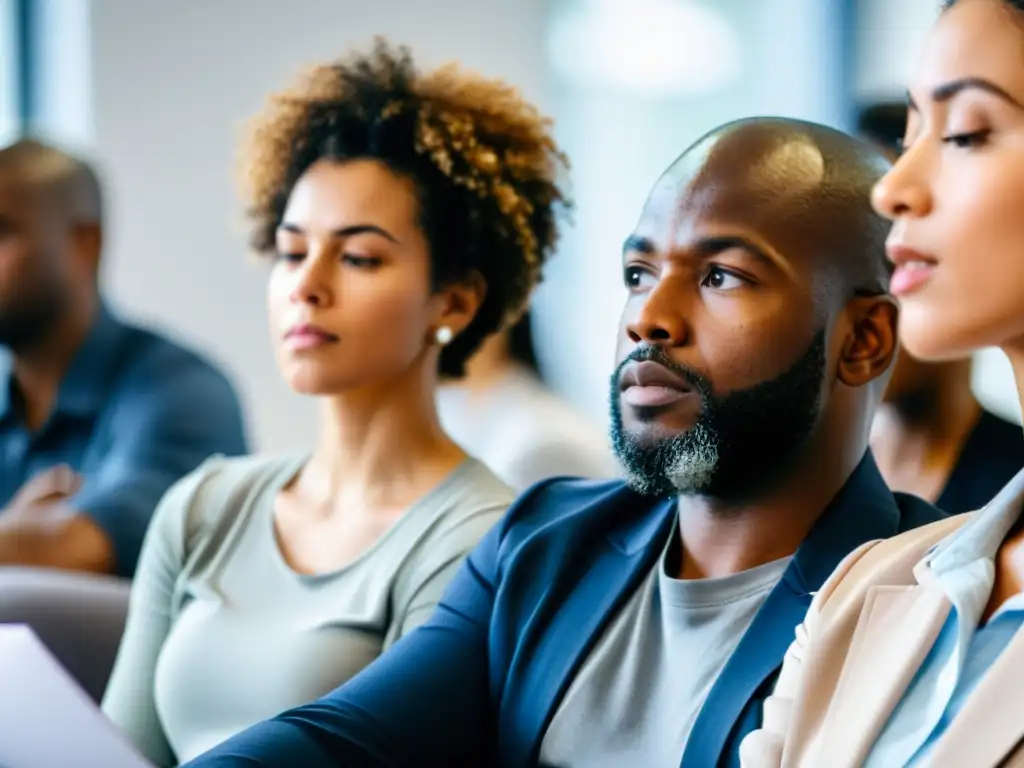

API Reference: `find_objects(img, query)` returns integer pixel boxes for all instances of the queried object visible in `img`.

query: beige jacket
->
[739,510,1024,768]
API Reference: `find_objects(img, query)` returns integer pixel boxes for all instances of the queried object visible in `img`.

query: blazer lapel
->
[816,581,951,767]
[682,452,903,768]
[681,577,812,768]
[927,616,1024,767]
[504,497,677,767]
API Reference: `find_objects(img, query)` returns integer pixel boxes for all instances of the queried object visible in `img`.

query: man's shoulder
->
[495,475,657,551]
[892,491,950,532]
[505,475,636,521]
[108,317,239,403]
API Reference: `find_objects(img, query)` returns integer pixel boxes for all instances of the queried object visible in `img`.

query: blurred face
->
[0,173,75,350]
[873,0,1024,360]
[268,158,466,395]
[610,172,832,500]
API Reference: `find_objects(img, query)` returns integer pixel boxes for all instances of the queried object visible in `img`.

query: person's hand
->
[5,465,82,517]
[0,466,110,570]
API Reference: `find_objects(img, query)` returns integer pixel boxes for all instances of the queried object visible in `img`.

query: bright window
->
[0,0,20,145]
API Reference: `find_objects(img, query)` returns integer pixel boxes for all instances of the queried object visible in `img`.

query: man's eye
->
[702,267,745,291]
[624,266,645,288]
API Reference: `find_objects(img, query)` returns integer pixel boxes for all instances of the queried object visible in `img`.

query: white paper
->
[0,624,154,768]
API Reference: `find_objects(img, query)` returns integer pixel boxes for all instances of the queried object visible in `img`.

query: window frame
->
[0,0,34,141]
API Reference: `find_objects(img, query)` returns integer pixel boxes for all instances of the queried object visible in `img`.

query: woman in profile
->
[741,1,1024,765]
[101,40,568,766]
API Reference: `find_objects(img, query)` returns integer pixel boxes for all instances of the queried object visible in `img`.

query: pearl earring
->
[435,326,453,346]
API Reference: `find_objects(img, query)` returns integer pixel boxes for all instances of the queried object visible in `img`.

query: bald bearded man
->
[185,118,946,768]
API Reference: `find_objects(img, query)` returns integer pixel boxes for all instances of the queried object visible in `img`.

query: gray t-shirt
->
[539,542,791,768]
[102,453,512,767]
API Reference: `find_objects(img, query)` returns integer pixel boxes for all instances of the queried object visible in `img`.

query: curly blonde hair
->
[238,39,570,377]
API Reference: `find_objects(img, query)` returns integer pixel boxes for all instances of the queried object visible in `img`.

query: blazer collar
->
[682,451,904,768]
[515,492,677,767]
[787,451,902,594]
[606,493,677,555]
[925,464,1024,575]
[607,451,901,572]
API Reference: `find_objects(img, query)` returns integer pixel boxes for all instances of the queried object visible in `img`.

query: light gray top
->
[539,541,791,768]
[102,453,513,767]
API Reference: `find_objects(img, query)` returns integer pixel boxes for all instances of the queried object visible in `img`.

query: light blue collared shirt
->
[864,465,1024,768]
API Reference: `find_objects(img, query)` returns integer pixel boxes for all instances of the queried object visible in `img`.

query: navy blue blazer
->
[186,453,945,768]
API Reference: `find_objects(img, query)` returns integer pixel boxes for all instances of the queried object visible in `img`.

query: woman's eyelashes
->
[941,129,990,149]
[275,251,383,269]
[341,253,383,269]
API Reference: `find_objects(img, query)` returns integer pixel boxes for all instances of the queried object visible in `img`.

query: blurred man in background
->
[0,139,248,578]
[858,103,1024,513]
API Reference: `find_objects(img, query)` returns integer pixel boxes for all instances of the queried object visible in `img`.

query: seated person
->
[101,40,567,767]
[858,101,1024,514]
[0,139,248,577]
[437,308,618,490]
[740,2,1024,765]
[184,117,946,768]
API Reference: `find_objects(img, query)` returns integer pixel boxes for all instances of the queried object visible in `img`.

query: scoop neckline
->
[265,456,479,582]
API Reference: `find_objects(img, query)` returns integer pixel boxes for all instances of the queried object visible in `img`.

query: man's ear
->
[429,271,488,344]
[71,222,102,278]
[836,294,899,387]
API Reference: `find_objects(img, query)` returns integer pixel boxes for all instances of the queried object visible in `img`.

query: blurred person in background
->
[184,117,944,768]
[859,102,1024,514]
[0,139,248,577]
[437,308,616,490]
[0,138,248,703]
[101,40,568,766]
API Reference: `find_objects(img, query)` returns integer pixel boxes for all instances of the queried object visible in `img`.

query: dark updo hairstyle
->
[238,39,570,378]
[507,309,540,374]
[943,0,1024,10]
[857,102,906,156]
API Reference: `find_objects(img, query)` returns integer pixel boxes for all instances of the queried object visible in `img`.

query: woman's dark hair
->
[943,0,1024,10]
[857,102,906,155]
[507,309,540,375]
[238,39,570,378]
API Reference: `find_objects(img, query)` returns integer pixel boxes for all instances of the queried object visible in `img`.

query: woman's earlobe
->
[434,326,454,346]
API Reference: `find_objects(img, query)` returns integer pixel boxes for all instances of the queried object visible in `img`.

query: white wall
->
[89,0,549,452]
[29,0,93,152]
[855,0,940,100]
[854,0,1022,423]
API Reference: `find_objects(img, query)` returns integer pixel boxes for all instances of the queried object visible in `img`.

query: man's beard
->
[610,330,827,500]
[0,282,68,352]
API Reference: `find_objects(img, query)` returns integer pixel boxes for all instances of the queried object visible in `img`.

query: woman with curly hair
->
[100,40,568,766]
